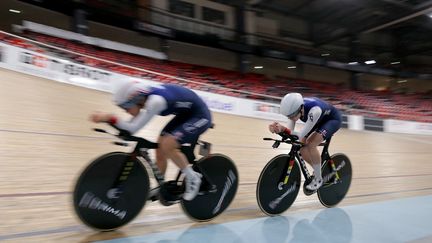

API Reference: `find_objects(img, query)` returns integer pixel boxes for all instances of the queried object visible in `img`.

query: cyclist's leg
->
[155,145,168,174]
[159,115,212,200]
[148,116,189,200]
[304,133,324,164]
[295,122,322,172]
[157,115,188,175]
[305,119,341,190]
[303,132,325,175]
[301,115,343,168]
[159,116,211,167]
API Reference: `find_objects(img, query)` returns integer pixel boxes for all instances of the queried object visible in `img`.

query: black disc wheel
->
[256,154,301,216]
[318,153,352,207]
[181,154,238,221]
[73,152,149,231]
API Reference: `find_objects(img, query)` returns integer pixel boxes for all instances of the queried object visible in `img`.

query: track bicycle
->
[256,132,352,215]
[73,126,238,230]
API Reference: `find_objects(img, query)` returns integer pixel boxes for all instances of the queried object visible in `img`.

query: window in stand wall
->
[202,7,225,25]
[169,0,195,18]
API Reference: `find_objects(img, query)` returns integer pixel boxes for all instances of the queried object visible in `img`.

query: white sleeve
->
[115,95,167,134]
[286,119,295,131]
[298,106,322,140]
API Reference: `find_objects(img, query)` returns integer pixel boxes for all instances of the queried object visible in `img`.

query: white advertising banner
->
[0,43,11,68]
[0,43,286,122]
[348,115,364,131]
[3,44,113,92]
[384,119,432,135]
[193,89,286,121]
[1,42,430,134]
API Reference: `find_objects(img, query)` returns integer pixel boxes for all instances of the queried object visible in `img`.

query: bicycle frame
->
[275,136,340,188]
[116,139,185,188]
[137,148,167,186]
[116,137,215,190]
[258,134,351,215]
[293,138,331,180]
[94,127,216,193]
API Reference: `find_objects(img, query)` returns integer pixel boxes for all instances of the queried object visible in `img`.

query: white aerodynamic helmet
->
[112,81,151,109]
[280,92,304,117]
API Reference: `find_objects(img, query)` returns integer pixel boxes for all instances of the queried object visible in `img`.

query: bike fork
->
[279,154,301,189]
[282,159,296,185]
[107,154,139,202]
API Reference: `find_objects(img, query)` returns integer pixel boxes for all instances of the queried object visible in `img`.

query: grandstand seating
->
[1,31,431,122]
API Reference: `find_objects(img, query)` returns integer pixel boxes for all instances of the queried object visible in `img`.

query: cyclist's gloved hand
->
[277,128,292,140]
[269,122,286,134]
[89,112,115,123]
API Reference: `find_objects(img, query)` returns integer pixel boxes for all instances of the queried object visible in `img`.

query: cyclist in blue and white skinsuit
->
[90,82,212,201]
[269,93,342,191]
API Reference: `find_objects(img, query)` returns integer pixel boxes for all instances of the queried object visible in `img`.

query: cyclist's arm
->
[297,106,322,140]
[286,119,295,131]
[112,94,167,134]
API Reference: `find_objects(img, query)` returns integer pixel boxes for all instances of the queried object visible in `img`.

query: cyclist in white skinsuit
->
[269,93,342,191]
[90,82,212,201]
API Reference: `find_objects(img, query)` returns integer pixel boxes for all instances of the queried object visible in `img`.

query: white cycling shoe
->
[305,176,323,191]
[183,172,202,201]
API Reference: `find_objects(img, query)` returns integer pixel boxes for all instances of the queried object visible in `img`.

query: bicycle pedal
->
[166,199,181,204]
[208,186,217,193]
[159,198,180,206]
[148,195,159,202]
[198,184,217,195]
[206,184,217,193]
[198,190,209,196]
[304,188,317,196]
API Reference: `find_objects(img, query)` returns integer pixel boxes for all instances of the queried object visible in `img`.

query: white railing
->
[2,30,429,123]
[0,30,280,101]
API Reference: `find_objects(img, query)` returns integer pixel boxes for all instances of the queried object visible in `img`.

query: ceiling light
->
[287,66,296,69]
[254,66,263,69]
[9,9,21,14]
[397,80,407,83]
[348,62,358,65]
[321,53,330,56]
[390,61,400,65]
[365,60,376,65]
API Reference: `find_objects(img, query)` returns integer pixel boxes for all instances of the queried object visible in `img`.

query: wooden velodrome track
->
[1,68,432,242]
